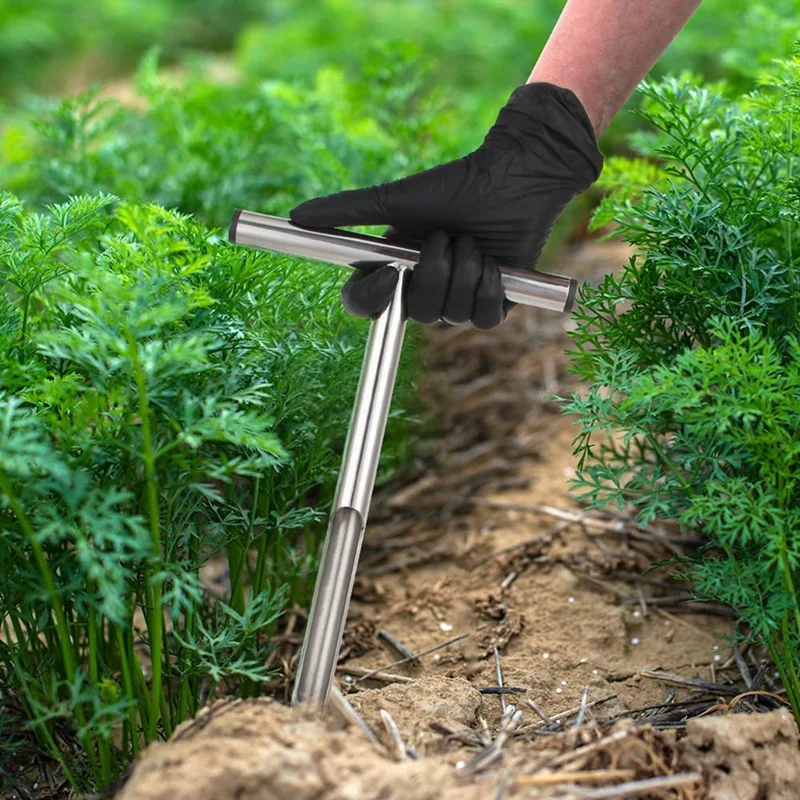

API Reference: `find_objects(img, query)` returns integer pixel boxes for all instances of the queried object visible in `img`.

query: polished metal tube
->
[292,267,410,709]
[230,210,577,313]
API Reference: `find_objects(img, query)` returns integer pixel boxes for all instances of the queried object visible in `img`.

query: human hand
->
[290,83,602,329]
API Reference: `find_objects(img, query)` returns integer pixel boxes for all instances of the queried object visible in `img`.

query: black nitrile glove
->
[290,82,603,329]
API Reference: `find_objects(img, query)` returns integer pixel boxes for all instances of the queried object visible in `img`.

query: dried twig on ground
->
[566,772,702,799]
[494,646,507,714]
[515,769,636,787]
[351,632,471,685]
[640,669,740,696]
[378,629,420,666]
[336,666,413,684]
[526,699,553,726]
[380,709,407,762]
[574,687,590,729]
[521,695,618,734]
[458,707,523,776]
[328,687,380,746]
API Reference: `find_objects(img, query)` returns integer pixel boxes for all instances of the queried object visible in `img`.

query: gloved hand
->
[290,82,603,329]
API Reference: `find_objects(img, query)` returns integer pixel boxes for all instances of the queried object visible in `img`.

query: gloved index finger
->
[290,185,390,228]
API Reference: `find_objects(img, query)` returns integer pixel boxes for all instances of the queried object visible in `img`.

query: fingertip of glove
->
[289,199,323,227]
[342,265,399,318]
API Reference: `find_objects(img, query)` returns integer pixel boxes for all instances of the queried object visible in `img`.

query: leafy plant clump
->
[564,58,800,719]
[0,194,416,789]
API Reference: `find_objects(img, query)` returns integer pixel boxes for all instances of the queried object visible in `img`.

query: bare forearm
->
[528,0,702,136]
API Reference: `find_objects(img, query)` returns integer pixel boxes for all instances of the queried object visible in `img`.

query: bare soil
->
[118,240,800,799]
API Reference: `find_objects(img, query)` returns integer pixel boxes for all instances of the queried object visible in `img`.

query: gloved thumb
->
[290,185,390,228]
[340,264,399,318]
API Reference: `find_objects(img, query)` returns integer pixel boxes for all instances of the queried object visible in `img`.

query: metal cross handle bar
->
[228,209,577,711]
[229,210,578,313]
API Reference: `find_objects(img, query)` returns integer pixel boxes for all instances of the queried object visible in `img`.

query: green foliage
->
[0,194,416,788]
[0,0,265,101]
[1,53,454,228]
[3,0,799,153]
[563,57,800,719]
[661,1,800,91]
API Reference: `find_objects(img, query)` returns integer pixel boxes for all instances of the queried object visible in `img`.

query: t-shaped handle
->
[229,210,578,314]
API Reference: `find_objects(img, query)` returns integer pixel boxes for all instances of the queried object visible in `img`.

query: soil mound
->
[684,710,800,799]
[119,698,800,799]
[116,692,487,800]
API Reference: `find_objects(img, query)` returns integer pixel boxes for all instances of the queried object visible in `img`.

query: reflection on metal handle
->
[230,210,578,313]
[292,267,410,710]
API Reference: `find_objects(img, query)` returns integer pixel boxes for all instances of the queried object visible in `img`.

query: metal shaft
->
[292,266,410,709]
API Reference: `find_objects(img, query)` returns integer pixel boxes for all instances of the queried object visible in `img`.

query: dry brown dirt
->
[118,696,800,800]
[116,240,800,799]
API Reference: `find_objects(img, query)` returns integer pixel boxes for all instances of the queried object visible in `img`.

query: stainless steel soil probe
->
[229,210,578,710]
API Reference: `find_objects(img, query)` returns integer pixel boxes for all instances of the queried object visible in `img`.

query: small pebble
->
[556,688,563,694]
[592,669,599,675]
[568,597,575,603]
[713,654,721,662]
[632,610,641,618]
[630,637,640,646]
[561,680,567,686]
[344,675,353,683]
[440,622,453,632]
[542,652,550,659]
[579,658,587,664]
[433,654,440,662]
[456,761,465,770]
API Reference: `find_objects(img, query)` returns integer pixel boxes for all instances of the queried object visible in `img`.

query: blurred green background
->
[2,0,800,229]
[4,0,800,103]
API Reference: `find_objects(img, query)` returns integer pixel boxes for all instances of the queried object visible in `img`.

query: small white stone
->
[664,620,671,626]
[542,652,550,659]
[433,654,440,662]
[713,645,721,651]
[456,761,465,770]
[344,674,353,683]
[561,680,567,686]
[568,597,575,603]
[630,637,640,646]
[556,688,563,694]
[440,622,453,632]
[579,658,587,664]
[713,654,721,662]
[632,610,641,618]
[592,669,599,675]
[32,785,38,791]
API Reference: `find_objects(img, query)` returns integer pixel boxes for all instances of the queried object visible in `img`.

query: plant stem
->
[0,470,102,779]
[129,621,152,737]
[114,624,140,758]
[10,656,81,793]
[87,603,112,786]
[0,471,78,680]
[129,340,165,742]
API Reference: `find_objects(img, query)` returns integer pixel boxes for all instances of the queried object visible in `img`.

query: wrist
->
[526,68,606,137]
